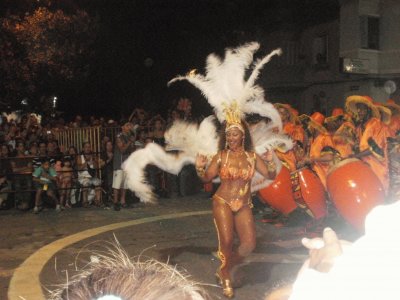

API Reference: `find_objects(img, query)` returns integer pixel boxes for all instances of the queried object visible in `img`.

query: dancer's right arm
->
[195,152,219,183]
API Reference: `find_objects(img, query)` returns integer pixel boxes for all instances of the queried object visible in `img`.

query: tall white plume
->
[168,42,282,127]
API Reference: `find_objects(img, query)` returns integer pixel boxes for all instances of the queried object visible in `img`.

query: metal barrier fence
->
[53,126,120,154]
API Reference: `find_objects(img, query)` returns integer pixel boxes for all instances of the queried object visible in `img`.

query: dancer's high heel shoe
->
[216,270,234,298]
[222,279,234,298]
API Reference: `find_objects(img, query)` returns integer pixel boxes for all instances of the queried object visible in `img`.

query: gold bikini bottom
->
[213,194,253,212]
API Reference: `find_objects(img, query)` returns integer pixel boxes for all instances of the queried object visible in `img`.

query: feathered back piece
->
[168,42,283,131]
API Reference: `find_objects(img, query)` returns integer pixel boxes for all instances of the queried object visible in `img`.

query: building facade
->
[261,0,400,115]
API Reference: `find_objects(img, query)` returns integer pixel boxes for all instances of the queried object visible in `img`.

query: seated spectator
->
[32,157,60,213]
[26,142,39,156]
[76,142,102,207]
[48,240,209,300]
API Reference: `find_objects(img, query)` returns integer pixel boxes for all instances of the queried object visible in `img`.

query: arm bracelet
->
[266,160,276,172]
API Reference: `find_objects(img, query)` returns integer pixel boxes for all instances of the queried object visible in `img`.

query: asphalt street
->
[0,192,358,300]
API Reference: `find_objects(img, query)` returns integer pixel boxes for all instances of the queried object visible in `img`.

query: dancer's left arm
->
[255,150,277,179]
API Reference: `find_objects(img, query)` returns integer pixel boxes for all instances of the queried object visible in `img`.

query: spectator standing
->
[147,118,168,196]
[59,156,74,209]
[148,117,166,146]
[112,123,134,210]
[0,144,12,208]
[10,141,32,210]
[101,140,114,203]
[134,129,147,150]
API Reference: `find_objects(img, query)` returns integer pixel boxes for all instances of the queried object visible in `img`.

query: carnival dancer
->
[345,95,391,193]
[195,106,276,297]
[123,42,285,298]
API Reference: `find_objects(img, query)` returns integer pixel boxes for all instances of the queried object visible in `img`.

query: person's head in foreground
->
[49,241,209,300]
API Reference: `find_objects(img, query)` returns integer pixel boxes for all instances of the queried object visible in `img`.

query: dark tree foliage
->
[0,5,98,112]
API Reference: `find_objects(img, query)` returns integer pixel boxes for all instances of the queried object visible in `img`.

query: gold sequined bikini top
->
[218,150,256,181]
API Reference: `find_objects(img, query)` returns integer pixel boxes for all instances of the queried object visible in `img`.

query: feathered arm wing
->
[250,121,292,192]
[123,143,194,204]
[124,116,219,203]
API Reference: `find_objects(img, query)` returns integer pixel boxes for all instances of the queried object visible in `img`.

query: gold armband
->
[196,167,206,177]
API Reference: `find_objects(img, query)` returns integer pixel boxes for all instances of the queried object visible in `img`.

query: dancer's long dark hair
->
[218,120,254,152]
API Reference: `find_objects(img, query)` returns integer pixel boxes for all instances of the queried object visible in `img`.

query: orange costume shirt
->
[357,118,391,192]
[310,132,334,188]
[389,115,400,136]
[333,121,356,159]
[276,122,306,172]
[283,122,305,144]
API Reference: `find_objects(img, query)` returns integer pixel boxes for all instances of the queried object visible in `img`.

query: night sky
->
[2,0,340,118]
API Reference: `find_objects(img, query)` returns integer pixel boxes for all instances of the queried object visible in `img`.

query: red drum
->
[327,158,385,232]
[258,167,297,215]
[291,167,327,220]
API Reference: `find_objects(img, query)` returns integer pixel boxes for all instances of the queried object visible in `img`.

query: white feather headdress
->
[168,42,283,131]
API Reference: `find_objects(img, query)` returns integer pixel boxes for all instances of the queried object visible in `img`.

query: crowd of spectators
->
[0,97,196,212]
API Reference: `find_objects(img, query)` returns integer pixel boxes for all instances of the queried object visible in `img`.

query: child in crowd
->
[59,156,74,209]
[32,157,60,213]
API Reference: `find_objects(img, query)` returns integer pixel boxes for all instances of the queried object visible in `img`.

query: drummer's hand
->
[195,154,208,169]
[301,227,343,273]
[297,158,310,167]
[262,149,274,162]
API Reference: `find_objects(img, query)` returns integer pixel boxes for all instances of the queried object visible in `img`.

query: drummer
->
[383,99,400,137]
[345,95,392,193]
[298,112,333,188]
[328,108,357,160]
[273,103,305,172]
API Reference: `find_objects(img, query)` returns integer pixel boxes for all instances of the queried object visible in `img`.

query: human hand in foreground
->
[299,227,347,273]
[195,154,208,169]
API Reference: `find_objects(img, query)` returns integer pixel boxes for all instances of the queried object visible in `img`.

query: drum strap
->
[290,172,314,218]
